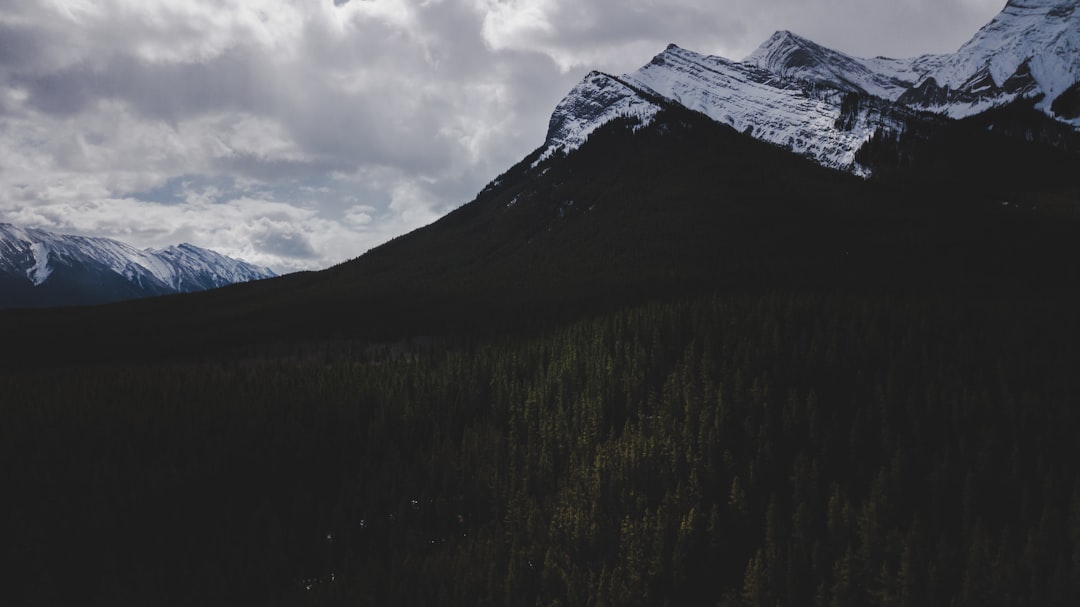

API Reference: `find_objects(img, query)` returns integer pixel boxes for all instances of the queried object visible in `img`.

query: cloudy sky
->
[0,0,1007,273]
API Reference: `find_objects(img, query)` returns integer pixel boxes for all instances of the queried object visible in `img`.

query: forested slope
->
[3,105,1080,366]
[3,293,1078,605]
[2,98,1080,606]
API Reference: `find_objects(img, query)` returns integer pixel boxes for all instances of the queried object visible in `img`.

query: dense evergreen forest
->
[3,292,1079,605]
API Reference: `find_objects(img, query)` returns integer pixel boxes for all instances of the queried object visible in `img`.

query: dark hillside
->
[856,97,1080,195]
[3,294,1079,605]
[3,105,1079,365]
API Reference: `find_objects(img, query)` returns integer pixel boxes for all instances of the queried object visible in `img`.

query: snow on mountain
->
[0,223,275,307]
[26,241,52,286]
[543,45,912,174]
[909,0,1080,119]
[541,0,1079,175]
[150,243,277,291]
[742,31,945,101]
[538,71,662,165]
[634,45,917,173]
[741,2,1080,122]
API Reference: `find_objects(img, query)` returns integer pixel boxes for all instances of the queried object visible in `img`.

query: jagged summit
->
[540,71,662,165]
[542,43,918,175]
[743,30,933,100]
[151,242,277,291]
[620,44,903,172]
[910,0,1080,117]
[0,223,276,308]
[540,0,1079,175]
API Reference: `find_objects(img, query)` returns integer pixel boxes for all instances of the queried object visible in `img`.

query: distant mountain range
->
[0,223,276,308]
[541,0,1080,174]
[2,0,1079,359]
[4,1,1075,315]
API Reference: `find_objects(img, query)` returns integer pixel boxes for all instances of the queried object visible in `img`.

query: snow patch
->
[535,72,661,167]
[623,46,896,172]
[537,0,1077,178]
[0,222,275,297]
[911,0,1080,117]
[27,242,52,286]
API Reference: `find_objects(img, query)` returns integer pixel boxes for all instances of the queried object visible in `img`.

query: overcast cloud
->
[0,0,1006,273]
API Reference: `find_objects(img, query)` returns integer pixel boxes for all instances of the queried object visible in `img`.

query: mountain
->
[3,84,1080,607]
[3,7,1080,607]
[541,46,913,175]
[902,0,1080,117]
[1,1,1078,358]
[0,223,276,308]
[546,0,1080,175]
[4,99,1078,366]
[742,30,944,101]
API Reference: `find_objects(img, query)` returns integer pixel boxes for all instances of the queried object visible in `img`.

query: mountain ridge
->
[917,0,1080,116]
[6,97,1079,366]
[1,5,1079,604]
[3,1,1080,357]
[546,0,1080,175]
[0,222,276,308]
[742,30,940,101]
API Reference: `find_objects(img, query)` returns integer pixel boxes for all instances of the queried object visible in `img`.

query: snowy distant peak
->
[0,222,275,307]
[742,0,1080,121]
[626,44,801,109]
[543,42,920,174]
[744,30,866,88]
[914,0,1080,116]
[744,30,822,67]
[0,222,163,287]
[538,0,1079,177]
[540,71,661,164]
[151,242,276,291]
[744,30,939,101]
[621,44,912,173]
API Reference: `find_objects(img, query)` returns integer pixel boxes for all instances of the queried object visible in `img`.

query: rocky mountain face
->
[0,223,276,308]
[906,0,1080,117]
[542,0,1080,175]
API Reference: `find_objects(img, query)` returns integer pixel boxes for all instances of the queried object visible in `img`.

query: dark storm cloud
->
[215,154,353,184]
[8,19,467,179]
[0,23,43,69]
[25,51,268,121]
[255,228,319,260]
[0,0,1007,272]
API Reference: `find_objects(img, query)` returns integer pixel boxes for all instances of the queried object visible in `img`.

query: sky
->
[0,0,1008,273]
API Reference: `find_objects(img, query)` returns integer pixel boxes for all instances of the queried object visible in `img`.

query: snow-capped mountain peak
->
[537,0,1079,176]
[540,43,914,174]
[0,223,276,308]
[905,0,1080,118]
[743,30,929,101]
[150,242,277,291]
[539,71,662,165]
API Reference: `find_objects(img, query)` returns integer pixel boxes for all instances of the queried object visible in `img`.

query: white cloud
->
[344,204,377,227]
[0,0,1008,273]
